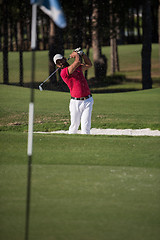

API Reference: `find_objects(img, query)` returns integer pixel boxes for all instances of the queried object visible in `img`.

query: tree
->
[39,14,47,50]
[136,5,142,43]
[72,0,83,48]
[141,0,152,89]
[109,0,120,74]
[91,0,107,80]
[2,0,9,84]
[17,20,23,86]
[0,0,2,51]
[48,19,64,88]
[158,0,160,61]
[49,20,57,84]
[18,0,24,86]
[84,0,92,79]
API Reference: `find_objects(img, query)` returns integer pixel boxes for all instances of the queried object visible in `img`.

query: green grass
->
[0,132,160,240]
[0,85,160,240]
[1,132,160,168]
[0,44,160,91]
[0,85,160,131]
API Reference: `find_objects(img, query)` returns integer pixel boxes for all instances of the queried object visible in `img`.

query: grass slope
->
[0,84,160,239]
[0,132,160,240]
[0,85,160,131]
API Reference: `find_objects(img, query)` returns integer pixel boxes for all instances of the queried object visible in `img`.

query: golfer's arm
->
[81,54,92,71]
[68,55,81,75]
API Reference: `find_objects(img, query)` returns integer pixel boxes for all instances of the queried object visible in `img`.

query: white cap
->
[53,54,64,64]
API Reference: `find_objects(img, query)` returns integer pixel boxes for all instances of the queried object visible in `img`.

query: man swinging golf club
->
[53,48,94,134]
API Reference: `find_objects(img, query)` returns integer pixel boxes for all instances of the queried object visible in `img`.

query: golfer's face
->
[56,58,66,68]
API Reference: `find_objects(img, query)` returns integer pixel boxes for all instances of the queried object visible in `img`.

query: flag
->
[31,0,66,28]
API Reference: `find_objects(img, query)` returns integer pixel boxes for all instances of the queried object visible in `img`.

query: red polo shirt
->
[60,65,91,98]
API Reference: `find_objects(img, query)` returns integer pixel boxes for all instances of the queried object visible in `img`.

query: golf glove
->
[74,47,84,56]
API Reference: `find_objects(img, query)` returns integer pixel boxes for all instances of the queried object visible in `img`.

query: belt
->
[71,94,92,100]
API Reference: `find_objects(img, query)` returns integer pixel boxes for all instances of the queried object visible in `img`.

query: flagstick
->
[25,4,37,240]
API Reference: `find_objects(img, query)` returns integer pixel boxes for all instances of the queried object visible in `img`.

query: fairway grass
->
[0,132,160,240]
[0,85,160,131]
[0,84,160,240]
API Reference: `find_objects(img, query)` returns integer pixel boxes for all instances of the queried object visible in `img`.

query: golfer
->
[53,50,94,134]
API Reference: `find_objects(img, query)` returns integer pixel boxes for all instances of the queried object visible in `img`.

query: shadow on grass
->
[1,75,142,93]
[89,75,143,93]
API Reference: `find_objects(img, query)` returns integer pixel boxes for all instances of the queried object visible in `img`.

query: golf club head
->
[39,85,43,91]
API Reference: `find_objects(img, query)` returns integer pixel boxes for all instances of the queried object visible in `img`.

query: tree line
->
[1,0,160,90]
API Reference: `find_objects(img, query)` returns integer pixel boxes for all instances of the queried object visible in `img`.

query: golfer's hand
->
[70,51,79,59]
[74,47,84,56]
[78,50,84,56]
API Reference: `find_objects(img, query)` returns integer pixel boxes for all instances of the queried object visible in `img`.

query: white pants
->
[69,97,94,134]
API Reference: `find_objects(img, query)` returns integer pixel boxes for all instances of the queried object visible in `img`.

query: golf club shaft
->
[40,68,59,86]
[40,57,71,87]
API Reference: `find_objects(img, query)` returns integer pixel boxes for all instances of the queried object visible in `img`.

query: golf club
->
[39,57,71,91]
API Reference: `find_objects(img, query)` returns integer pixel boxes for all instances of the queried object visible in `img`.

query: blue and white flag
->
[31,0,67,28]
